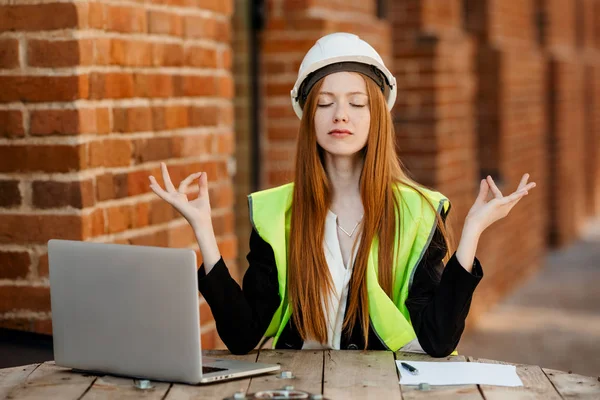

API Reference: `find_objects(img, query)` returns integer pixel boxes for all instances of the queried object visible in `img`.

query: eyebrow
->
[319,91,367,96]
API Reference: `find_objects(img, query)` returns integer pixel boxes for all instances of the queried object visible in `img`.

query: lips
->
[328,129,352,136]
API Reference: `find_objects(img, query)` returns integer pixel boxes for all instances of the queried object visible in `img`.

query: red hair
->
[287,74,454,347]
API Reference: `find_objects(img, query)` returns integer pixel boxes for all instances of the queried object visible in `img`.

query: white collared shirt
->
[301,209,425,353]
[302,209,357,350]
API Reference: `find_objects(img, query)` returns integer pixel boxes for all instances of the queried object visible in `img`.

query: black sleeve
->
[197,228,280,355]
[405,222,483,357]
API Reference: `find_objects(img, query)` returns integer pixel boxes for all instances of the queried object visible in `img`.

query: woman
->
[149,33,536,356]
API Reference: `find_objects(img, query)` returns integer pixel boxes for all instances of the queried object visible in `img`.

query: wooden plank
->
[3,361,97,400]
[543,368,600,399]
[323,350,401,400]
[165,350,257,400]
[396,352,483,400]
[0,364,40,400]
[468,357,561,400]
[246,349,323,395]
[80,375,171,400]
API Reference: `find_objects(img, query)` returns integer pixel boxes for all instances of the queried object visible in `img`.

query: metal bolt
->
[282,385,294,391]
[133,379,154,390]
[232,391,246,399]
[277,370,295,379]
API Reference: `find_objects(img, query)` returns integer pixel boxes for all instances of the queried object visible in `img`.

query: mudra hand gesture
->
[466,173,537,234]
[148,162,212,229]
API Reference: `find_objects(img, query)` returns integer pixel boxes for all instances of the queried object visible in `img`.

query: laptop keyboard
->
[202,365,228,374]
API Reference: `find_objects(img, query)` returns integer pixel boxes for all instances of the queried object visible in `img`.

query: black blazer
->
[198,220,483,357]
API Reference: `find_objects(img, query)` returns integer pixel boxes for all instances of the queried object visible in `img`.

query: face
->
[314,72,371,157]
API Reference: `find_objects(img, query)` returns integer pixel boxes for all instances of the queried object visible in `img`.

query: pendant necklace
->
[337,215,364,237]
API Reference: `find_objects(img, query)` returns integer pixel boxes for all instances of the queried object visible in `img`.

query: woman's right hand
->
[149,162,212,230]
[149,162,222,270]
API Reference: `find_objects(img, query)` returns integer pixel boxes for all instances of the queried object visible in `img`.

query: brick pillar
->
[588,64,600,217]
[261,0,391,188]
[232,0,253,279]
[541,0,589,246]
[389,0,556,323]
[591,64,600,217]
[0,1,234,348]
[389,0,477,252]
[581,0,600,218]
[461,0,550,317]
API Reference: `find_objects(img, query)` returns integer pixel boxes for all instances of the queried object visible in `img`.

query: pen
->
[400,362,419,375]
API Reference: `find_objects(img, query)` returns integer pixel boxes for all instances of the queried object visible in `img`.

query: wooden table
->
[1,350,599,399]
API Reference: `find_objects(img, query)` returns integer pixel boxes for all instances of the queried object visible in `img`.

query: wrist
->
[463,218,483,237]
[190,217,213,232]
[191,221,221,270]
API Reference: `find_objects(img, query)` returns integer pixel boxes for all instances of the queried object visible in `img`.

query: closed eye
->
[317,103,366,108]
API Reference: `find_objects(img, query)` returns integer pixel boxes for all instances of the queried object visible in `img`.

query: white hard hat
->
[290,32,397,119]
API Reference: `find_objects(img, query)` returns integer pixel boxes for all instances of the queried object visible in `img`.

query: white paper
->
[396,360,523,386]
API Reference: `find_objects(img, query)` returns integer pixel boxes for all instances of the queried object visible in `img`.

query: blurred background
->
[0,0,598,376]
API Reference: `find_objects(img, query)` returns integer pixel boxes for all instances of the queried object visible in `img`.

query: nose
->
[333,104,348,123]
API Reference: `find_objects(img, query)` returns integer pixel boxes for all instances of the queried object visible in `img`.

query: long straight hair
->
[287,74,454,347]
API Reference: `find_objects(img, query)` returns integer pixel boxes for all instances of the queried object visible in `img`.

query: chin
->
[320,145,365,157]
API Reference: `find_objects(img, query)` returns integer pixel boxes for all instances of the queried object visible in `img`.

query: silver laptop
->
[48,239,280,384]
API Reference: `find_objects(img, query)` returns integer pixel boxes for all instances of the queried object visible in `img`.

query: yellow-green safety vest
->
[248,182,451,352]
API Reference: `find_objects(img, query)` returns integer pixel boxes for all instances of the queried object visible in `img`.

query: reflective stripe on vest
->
[248,182,450,352]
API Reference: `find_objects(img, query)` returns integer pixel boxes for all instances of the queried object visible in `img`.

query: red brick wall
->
[463,1,549,319]
[543,0,577,50]
[389,0,478,249]
[421,0,464,33]
[0,1,234,347]
[547,58,587,246]
[582,0,600,218]
[541,0,592,246]
[390,0,551,324]
[581,0,600,218]
[232,0,253,280]
[486,0,538,45]
[586,63,600,218]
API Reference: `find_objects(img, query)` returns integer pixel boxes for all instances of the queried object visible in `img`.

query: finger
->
[501,188,528,204]
[510,182,536,197]
[476,179,489,204]
[517,173,529,191]
[178,172,203,193]
[504,191,529,213]
[149,175,162,190]
[149,176,171,202]
[486,175,503,198]
[198,171,209,198]
[161,162,176,193]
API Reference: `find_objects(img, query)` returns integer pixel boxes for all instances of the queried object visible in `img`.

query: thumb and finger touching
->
[476,179,490,205]
[486,175,503,198]
[178,172,203,194]
[517,173,530,191]
[149,162,210,207]
[198,171,209,198]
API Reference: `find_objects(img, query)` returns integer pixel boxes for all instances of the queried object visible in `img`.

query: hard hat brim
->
[290,55,397,119]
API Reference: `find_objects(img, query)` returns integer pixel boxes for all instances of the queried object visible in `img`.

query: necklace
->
[336,215,364,237]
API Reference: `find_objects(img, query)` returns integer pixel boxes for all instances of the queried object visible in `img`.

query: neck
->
[324,152,363,206]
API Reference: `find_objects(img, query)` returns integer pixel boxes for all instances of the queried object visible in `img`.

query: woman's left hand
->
[465,173,537,234]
